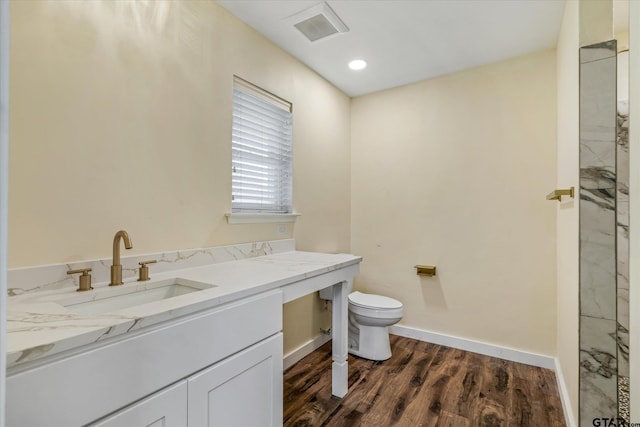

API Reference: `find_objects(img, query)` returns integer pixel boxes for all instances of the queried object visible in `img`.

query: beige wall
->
[9,0,350,354]
[351,50,557,355]
[7,0,576,371]
[555,0,580,423]
[580,0,613,46]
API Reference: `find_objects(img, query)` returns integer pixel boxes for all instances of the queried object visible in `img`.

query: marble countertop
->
[7,250,361,370]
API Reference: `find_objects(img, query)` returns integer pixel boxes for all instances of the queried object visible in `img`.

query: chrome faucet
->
[109,230,133,286]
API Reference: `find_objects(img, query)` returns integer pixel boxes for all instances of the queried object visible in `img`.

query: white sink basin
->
[59,278,215,315]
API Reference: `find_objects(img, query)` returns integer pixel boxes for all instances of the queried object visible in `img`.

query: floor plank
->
[284,335,566,427]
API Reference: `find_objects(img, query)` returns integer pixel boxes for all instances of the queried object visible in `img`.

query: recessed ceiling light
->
[349,59,367,71]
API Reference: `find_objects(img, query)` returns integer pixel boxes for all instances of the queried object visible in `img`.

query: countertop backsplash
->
[8,239,296,296]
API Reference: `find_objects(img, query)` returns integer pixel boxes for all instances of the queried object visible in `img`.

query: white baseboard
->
[554,358,577,427]
[283,333,331,371]
[389,324,556,369]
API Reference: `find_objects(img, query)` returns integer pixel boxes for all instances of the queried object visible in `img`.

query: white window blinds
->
[231,77,293,214]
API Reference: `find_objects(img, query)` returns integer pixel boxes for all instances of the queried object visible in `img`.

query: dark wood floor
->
[283,335,566,427]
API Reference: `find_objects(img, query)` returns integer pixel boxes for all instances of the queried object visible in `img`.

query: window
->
[231,77,293,215]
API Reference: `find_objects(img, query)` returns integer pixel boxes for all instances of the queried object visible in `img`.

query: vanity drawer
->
[6,289,282,427]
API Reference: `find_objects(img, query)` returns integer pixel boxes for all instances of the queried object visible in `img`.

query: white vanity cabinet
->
[188,333,283,426]
[8,251,362,426]
[92,333,282,427]
[7,290,283,427]
[91,381,188,427]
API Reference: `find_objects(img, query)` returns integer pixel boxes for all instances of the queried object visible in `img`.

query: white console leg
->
[331,280,350,397]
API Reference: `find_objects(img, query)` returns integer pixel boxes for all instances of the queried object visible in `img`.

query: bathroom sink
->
[59,278,215,315]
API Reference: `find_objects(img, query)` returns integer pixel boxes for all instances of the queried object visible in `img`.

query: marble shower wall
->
[616,50,630,422]
[617,102,629,376]
[579,40,618,425]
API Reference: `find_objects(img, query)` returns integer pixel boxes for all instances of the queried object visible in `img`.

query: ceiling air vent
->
[287,2,349,42]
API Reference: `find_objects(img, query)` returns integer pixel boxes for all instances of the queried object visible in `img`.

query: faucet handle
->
[138,260,157,282]
[67,268,93,292]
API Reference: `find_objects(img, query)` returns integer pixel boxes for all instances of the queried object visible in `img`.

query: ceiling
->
[217,0,567,97]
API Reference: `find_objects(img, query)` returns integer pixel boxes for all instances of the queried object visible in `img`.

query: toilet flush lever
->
[415,265,436,277]
[138,260,157,281]
[67,268,93,292]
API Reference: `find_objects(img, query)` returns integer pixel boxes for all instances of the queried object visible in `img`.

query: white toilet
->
[319,287,404,361]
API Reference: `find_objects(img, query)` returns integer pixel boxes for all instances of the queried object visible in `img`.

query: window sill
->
[225,213,301,225]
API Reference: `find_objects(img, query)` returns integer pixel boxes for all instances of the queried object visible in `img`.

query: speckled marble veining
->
[618,376,630,425]
[6,239,362,370]
[579,40,618,424]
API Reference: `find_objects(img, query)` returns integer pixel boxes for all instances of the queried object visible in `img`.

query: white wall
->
[0,2,8,425]
[351,49,557,356]
[580,0,613,47]
[555,1,580,423]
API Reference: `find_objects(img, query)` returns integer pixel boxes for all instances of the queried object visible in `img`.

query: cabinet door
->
[90,380,187,427]
[188,333,283,427]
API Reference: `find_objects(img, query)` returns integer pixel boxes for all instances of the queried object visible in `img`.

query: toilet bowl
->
[347,291,403,361]
[319,287,404,361]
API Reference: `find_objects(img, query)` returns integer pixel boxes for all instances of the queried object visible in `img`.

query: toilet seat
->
[348,291,402,310]
[348,291,404,320]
